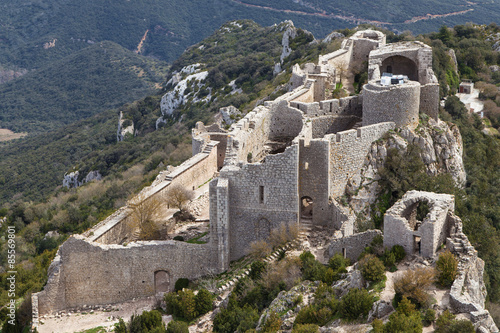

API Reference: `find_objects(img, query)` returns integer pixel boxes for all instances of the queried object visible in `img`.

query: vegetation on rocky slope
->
[0,21,500,330]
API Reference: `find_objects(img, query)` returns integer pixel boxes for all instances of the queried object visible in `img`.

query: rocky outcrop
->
[257,281,318,331]
[63,170,102,188]
[346,118,465,215]
[158,65,209,125]
[117,111,134,142]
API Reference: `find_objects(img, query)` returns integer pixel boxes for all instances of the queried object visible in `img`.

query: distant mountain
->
[2,0,499,72]
[0,41,168,133]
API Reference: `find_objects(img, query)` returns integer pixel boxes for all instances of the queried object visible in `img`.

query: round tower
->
[362,80,420,129]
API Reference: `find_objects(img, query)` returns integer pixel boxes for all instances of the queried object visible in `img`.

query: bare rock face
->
[346,118,465,216]
[367,300,394,321]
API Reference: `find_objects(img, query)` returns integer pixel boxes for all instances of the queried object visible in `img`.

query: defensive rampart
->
[35,236,218,315]
[328,122,395,197]
[83,141,219,244]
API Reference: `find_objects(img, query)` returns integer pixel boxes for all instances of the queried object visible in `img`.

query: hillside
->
[1,0,499,73]
[0,20,324,206]
[0,21,500,331]
[0,41,168,133]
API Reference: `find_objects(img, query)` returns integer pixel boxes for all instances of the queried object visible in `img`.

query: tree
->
[384,296,423,333]
[339,288,374,320]
[128,192,162,240]
[393,267,435,308]
[165,184,194,211]
[436,250,458,287]
[360,254,385,282]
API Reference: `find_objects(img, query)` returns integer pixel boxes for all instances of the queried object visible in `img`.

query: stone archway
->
[154,270,170,294]
[301,196,313,219]
[381,55,418,81]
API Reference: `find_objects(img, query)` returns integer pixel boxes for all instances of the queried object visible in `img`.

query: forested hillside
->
[0,41,168,133]
[1,0,499,71]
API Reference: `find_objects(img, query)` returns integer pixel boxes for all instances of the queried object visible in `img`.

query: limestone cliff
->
[346,117,466,215]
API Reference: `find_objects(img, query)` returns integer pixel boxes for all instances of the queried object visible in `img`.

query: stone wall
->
[216,146,299,261]
[327,230,382,262]
[419,83,440,120]
[328,122,395,197]
[298,139,330,225]
[383,191,454,258]
[85,141,219,244]
[35,236,218,315]
[225,106,272,164]
[368,41,435,84]
[362,81,420,130]
[310,116,359,139]
[269,100,304,140]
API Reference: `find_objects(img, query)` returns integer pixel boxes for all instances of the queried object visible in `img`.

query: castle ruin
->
[34,29,497,331]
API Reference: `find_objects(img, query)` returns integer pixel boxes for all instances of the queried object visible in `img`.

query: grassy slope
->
[0,41,168,133]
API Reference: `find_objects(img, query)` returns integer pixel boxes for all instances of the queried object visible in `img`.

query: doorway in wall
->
[301,196,313,219]
[154,270,170,294]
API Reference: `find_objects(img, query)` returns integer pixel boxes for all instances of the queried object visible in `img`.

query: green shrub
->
[114,319,128,333]
[390,245,406,262]
[164,289,197,321]
[301,256,328,283]
[300,251,315,262]
[371,318,384,333]
[328,253,350,271]
[174,278,189,291]
[261,311,282,333]
[383,297,422,333]
[383,252,396,268]
[249,261,267,280]
[195,289,213,316]
[359,254,385,282]
[166,320,189,333]
[423,308,436,326]
[339,288,374,320]
[436,250,458,287]
[292,324,319,333]
[435,310,475,333]
[294,305,333,326]
[125,310,165,333]
[213,295,259,333]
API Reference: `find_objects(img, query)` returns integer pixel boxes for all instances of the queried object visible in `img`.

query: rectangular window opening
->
[259,186,264,204]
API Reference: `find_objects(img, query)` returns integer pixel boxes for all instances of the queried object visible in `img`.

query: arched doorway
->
[381,56,418,81]
[301,197,313,219]
[154,270,170,294]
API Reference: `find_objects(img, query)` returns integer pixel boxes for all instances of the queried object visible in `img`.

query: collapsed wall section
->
[35,236,218,315]
[328,122,395,197]
[225,106,272,164]
[217,145,299,261]
[327,230,382,262]
[383,191,454,258]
